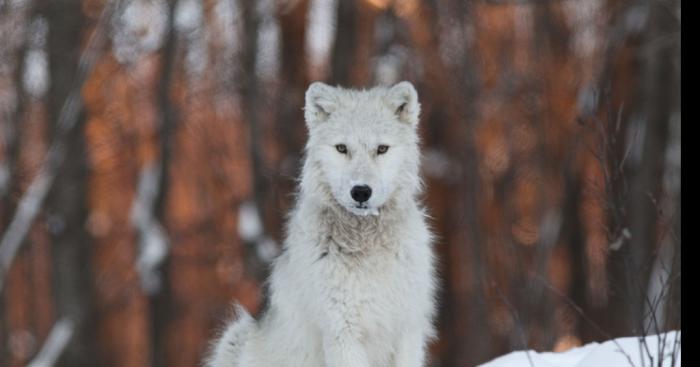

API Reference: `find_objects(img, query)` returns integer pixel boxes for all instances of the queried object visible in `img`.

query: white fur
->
[206,82,437,367]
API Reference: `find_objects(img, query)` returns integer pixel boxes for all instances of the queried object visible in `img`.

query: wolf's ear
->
[385,81,420,127]
[304,82,338,129]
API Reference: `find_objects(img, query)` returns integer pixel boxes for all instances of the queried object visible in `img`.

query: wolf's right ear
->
[385,81,420,127]
[304,82,338,130]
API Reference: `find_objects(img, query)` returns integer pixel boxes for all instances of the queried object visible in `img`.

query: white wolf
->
[206,82,437,367]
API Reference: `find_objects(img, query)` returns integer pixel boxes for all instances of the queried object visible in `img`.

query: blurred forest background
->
[0,0,680,366]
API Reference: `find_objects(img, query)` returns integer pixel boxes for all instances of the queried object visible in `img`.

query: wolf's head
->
[302,82,422,216]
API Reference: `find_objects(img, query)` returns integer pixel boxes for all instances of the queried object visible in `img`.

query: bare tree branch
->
[0,1,116,291]
[27,318,75,367]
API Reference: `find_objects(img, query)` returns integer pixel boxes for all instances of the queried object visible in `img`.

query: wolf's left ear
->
[304,82,338,130]
[386,81,420,127]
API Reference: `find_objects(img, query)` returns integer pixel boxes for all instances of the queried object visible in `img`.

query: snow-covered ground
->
[479,331,680,367]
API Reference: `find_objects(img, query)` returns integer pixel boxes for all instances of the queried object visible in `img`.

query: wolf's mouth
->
[348,204,380,217]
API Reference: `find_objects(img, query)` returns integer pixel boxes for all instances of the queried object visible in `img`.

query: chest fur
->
[316,230,426,332]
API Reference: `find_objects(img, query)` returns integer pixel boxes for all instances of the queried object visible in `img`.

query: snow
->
[111,0,168,64]
[24,48,49,97]
[563,0,604,57]
[23,17,49,98]
[131,164,169,295]
[237,201,280,262]
[479,331,680,367]
[238,200,263,242]
[174,0,207,77]
[306,0,337,68]
[175,0,202,32]
[255,236,279,263]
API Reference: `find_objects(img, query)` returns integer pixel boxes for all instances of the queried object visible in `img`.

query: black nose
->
[350,185,372,203]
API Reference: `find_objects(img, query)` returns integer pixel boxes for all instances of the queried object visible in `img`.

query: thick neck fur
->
[291,159,416,256]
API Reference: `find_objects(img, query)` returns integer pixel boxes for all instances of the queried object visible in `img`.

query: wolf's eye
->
[377,145,389,154]
[335,144,347,154]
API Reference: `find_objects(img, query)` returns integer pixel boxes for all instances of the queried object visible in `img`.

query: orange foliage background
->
[0,0,680,366]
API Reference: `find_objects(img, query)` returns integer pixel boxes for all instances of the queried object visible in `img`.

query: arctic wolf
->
[206,82,437,367]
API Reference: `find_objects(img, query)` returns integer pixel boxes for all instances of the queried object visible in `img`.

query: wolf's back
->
[205,305,256,367]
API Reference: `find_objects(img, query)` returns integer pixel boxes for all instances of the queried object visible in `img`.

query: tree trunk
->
[42,1,97,365]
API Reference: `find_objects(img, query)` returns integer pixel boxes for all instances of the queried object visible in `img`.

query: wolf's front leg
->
[322,330,370,367]
[394,331,427,367]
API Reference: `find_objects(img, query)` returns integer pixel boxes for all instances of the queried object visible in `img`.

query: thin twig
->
[533,273,636,367]
[493,284,536,367]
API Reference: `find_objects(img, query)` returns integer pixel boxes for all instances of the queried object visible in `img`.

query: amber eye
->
[377,145,389,154]
[335,144,347,154]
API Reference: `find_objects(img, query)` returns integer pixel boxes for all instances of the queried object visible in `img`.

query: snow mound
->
[479,330,680,367]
